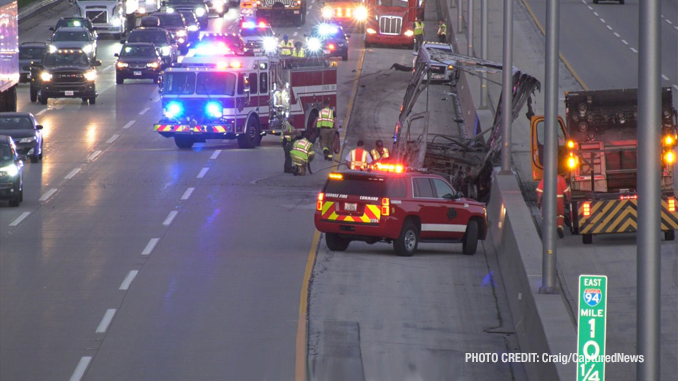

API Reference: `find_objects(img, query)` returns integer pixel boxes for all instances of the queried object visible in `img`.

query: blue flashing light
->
[242,21,255,29]
[205,101,223,119]
[165,102,183,119]
[318,23,338,36]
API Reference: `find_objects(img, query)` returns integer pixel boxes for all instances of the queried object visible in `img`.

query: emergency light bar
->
[242,20,267,28]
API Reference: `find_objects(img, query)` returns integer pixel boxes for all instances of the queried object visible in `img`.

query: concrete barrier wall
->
[486,173,576,381]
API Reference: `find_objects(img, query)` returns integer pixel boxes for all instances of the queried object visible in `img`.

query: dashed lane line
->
[95,309,116,333]
[141,238,160,255]
[163,211,178,226]
[181,187,195,200]
[65,168,81,179]
[106,134,120,144]
[119,270,139,290]
[210,150,221,160]
[139,107,150,115]
[39,188,58,202]
[197,167,209,178]
[123,120,136,129]
[69,357,92,381]
[9,212,31,227]
[87,150,102,161]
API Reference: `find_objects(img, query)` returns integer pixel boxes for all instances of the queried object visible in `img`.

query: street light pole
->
[467,0,473,56]
[480,0,488,108]
[500,0,513,173]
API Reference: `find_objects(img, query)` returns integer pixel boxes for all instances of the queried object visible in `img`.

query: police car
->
[239,20,276,55]
[314,164,488,256]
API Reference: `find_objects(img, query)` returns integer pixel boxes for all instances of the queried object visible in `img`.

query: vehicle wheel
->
[237,116,260,148]
[116,75,124,85]
[174,135,194,149]
[342,51,348,61]
[30,155,39,164]
[462,220,479,255]
[583,234,593,244]
[333,131,341,154]
[665,230,675,241]
[30,87,38,103]
[39,93,48,105]
[394,220,418,257]
[326,233,349,251]
[306,109,319,143]
[9,196,20,207]
[89,96,96,105]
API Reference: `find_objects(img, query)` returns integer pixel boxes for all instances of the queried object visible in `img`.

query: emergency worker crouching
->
[346,140,372,170]
[290,132,315,176]
[536,175,571,238]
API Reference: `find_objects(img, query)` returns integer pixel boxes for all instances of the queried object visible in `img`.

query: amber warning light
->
[583,202,591,217]
[381,198,390,216]
[317,193,324,211]
[669,197,676,212]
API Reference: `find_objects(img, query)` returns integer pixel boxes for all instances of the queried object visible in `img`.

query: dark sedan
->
[154,13,190,54]
[0,135,24,207]
[0,112,44,163]
[115,43,164,84]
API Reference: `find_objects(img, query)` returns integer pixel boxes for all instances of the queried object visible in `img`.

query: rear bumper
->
[117,67,160,79]
[572,196,678,235]
[258,8,303,18]
[41,83,96,98]
[314,214,402,240]
[365,33,413,46]
[155,123,237,140]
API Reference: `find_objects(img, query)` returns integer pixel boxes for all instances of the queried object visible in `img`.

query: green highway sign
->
[577,275,608,381]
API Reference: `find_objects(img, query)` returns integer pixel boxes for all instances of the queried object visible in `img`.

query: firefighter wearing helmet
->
[290,131,315,176]
[280,35,294,56]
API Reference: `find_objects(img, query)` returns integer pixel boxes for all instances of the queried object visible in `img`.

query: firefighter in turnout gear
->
[370,140,390,163]
[292,41,306,57]
[281,120,299,173]
[346,140,372,170]
[437,19,447,43]
[536,175,571,238]
[290,132,315,175]
[317,100,336,161]
[280,35,294,56]
[414,18,424,51]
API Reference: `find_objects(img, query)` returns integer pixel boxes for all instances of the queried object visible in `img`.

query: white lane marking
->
[606,25,612,30]
[35,109,48,116]
[123,120,136,129]
[210,150,221,160]
[662,74,670,81]
[622,40,629,45]
[667,19,673,25]
[673,85,678,92]
[106,134,120,144]
[9,212,31,227]
[153,96,161,103]
[87,150,102,161]
[613,32,620,37]
[197,167,209,178]
[39,188,58,202]
[95,309,116,333]
[139,107,150,115]
[593,12,599,16]
[163,211,178,226]
[69,357,92,381]
[296,27,301,30]
[181,187,195,200]
[675,26,678,31]
[103,65,113,71]
[631,48,638,54]
[65,167,81,179]
[587,5,593,10]
[293,31,298,36]
[119,270,139,290]
[141,238,160,255]
[599,18,605,23]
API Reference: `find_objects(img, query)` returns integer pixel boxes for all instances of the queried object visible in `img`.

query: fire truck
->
[320,0,368,31]
[530,88,678,244]
[256,0,307,26]
[153,50,337,149]
[364,0,423,48]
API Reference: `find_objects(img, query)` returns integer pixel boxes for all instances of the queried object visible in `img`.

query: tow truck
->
[153,46,337,149]
[530,88,678,244]
[364,0,422,48]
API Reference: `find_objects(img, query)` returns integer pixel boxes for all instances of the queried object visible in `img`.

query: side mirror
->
[94,60,102,66]
[114,53,119,57]
[442,193,454,200]
[36,125,44,130]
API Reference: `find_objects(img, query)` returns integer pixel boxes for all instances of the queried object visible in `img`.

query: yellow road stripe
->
[295,47,367,381]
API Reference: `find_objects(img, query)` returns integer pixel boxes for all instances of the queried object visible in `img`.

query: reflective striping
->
[421,223,467,232]
[69,357,92,381]
[320,201,380,223]
[578,199,678,234]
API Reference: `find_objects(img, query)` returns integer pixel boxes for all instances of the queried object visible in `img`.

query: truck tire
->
[9,194,21,207]
[1,85,17,112]
[583,234,593,244]
[593,0,598,3]
[394,220,418,257]
[462,220,479,255]
[30,87,38,103]
[306,109,319,143]
[89,96,96,105]
[237,115,260,148]
[665,230,675,241]
[116,75,124,85]
[39,93,48,105]
[326,233,349,251]
[333,130,340,154]
[174,135,194,149]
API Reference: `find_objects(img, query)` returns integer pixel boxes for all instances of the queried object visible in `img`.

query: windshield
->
[324,176,386,197]
[164,72,196,94]
[239,28,272,38]
[19,47,46,60]
[196,72,236,95]
[0,144,14,163]
[121,45,158,57]
[377,0,409,7]
[54,31,89,42]
[128,31,168,45]
[179,12,197,24]
[0,116,33,130]
[44,52,90,66]
[157,14,185,28]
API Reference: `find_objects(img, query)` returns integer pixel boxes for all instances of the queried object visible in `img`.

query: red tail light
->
[317,193,324,211]
[381,197,390,216]
[583,202,591,217]
[669,197,676,212]
[328,43,336,50]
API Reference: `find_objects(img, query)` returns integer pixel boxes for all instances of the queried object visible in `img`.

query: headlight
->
[167,7,175,13]
[165,101,183,119]
[18,137,36,143]
[176,30,187,37]
[321,6,333,19]
[306,37,322,52]
[354,6,368,21]
[205,101,223,119]
[147,62,160,69]
[84,70,97,81]
[48,45,57,53]
[366,28,377,34]
[195,7,206,16]
[111,17,122,27]
[404,30,414,37]
[0,164,19,177]
[188,24,199,32]
[40,71,52,81]
[262,36,278,53]
[117,62,129,68]
[161,46,171,56]
[138,6,146,14]
[82,44,93,54]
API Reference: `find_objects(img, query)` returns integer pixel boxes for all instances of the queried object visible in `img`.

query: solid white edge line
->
[210,150,221,160]
[69,357,92,381]
[163,211,178,226]
[141,238,160,255]
[119,270,139,290]
[106,134,120,144]
[123,120,136,129]
[39,188,58,202]
[95,309,116,333]
[197,167,209,178]
[9,212,31,227]
[139,107,150,115]
[181,187,195,200]
[65,167,81,179]
[35,109,47,116]
[87,150,102,161]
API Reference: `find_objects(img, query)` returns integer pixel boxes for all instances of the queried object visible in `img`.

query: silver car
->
[49,26,98,60]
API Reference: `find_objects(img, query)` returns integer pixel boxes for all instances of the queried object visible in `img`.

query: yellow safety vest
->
[350,148,368,170]
[290,138,314,162]
[370,147,390,161]
[317,107,334,128]
[414,21,424,35]
[281,121,296,141]
[280,41,294,56]
[292,47,306,57]
[438,23,447,35]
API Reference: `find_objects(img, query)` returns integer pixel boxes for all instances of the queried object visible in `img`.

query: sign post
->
[577,275,608,381]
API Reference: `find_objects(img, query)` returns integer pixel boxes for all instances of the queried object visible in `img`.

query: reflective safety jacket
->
[414,21,424,35]
[437,23,447,35]
[370,147,390,161]
[317,107,334,128]
[281,120,296,141]
[347,147,371,170]
[293,47,306,57]
[280,40,294,56]
[536,175,571,223]
[290,138,315,163]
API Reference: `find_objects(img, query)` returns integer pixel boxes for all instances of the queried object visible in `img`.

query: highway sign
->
[577,275,608,381]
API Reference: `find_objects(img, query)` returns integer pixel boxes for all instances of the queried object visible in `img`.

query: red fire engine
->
[154,49,337,149]
[363,0,424,48]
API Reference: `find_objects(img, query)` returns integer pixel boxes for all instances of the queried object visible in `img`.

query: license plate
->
[64,91,74,96]
[294,10,299,14]
[134,71,142,76]
[433,74,444,79]
[344,203,357,211]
